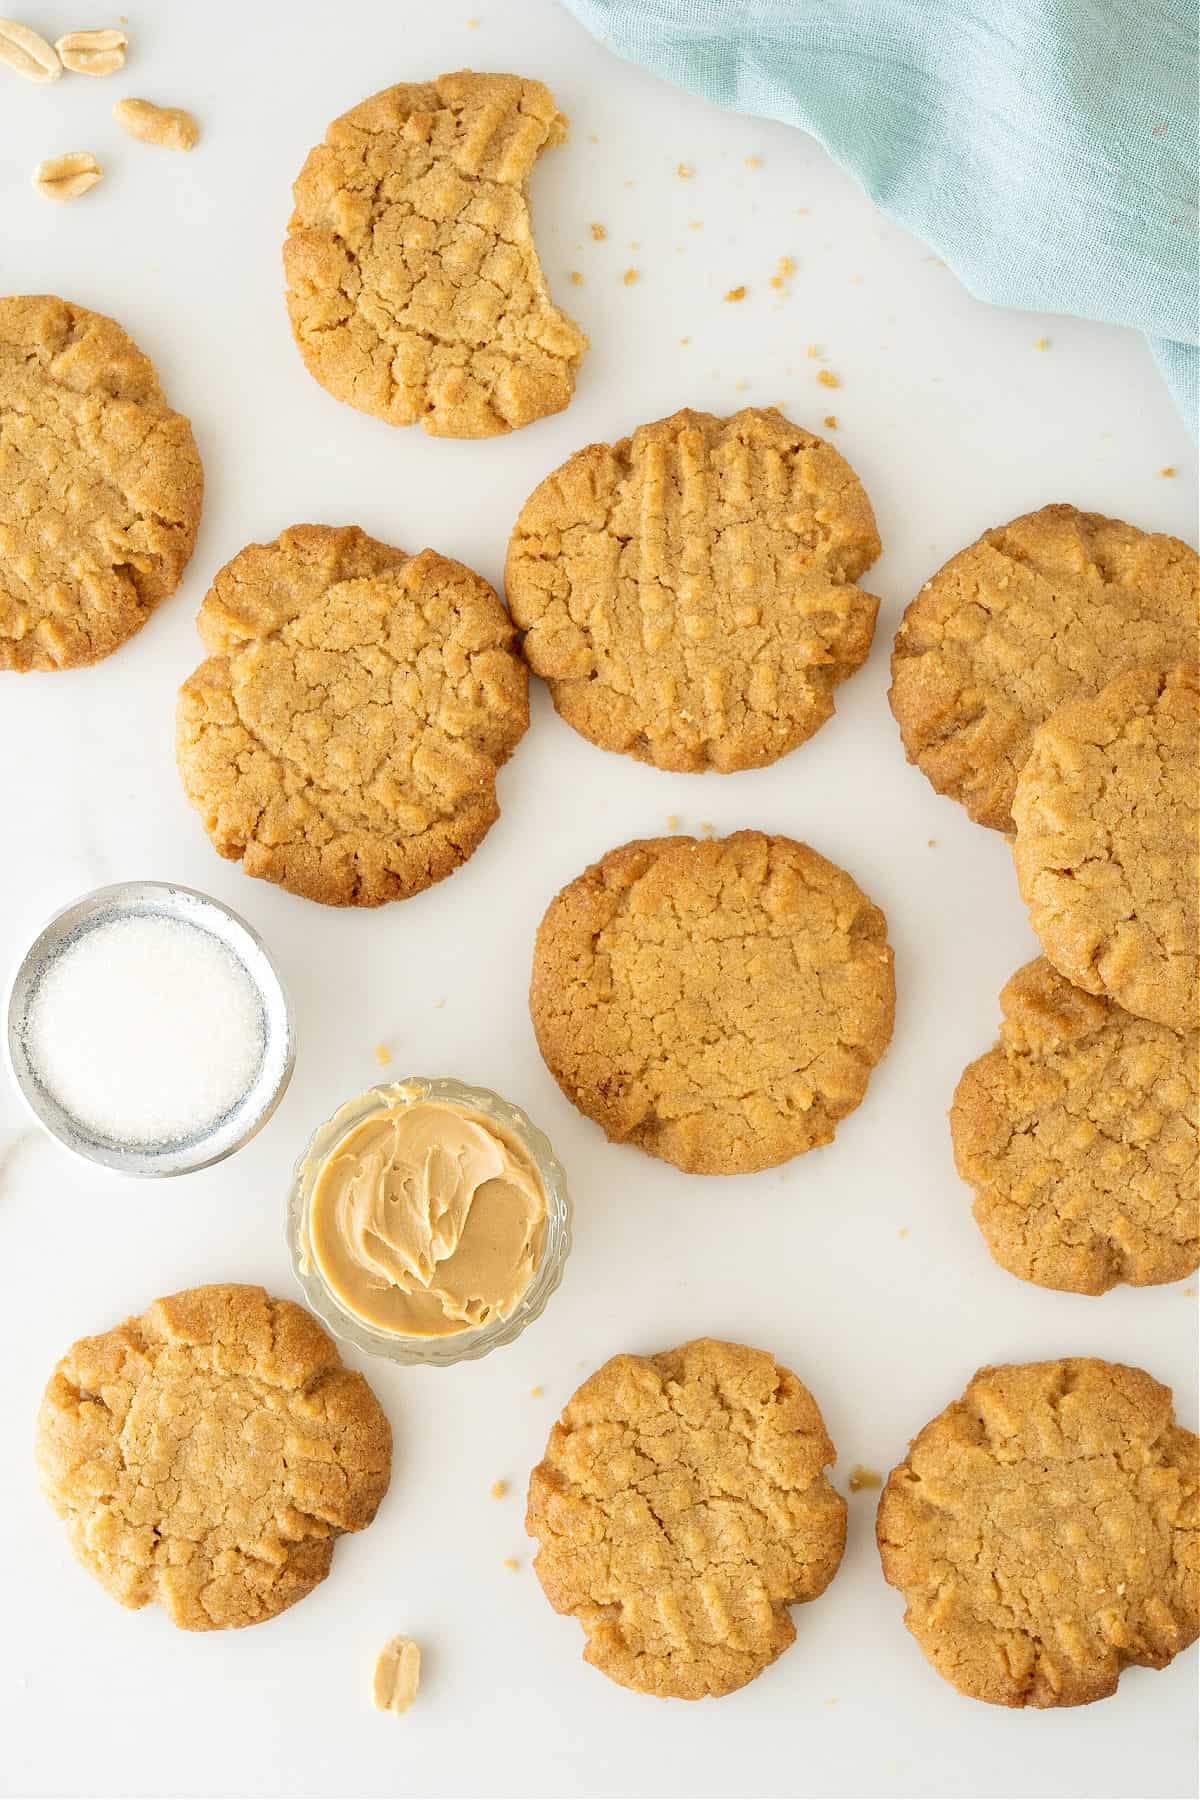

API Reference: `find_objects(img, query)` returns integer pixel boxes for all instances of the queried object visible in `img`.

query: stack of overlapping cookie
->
[2,68,1196,1718]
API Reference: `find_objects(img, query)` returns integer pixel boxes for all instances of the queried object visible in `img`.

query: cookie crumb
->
[699,821,715,837]
[898,1227,909,1238]
[823,414,838,429]
[1159,466,1177,478]
[371,1637,421,1716]
[806,343,819,358]
[530,1385,544,1397]
[569,270,583,285]
[503,1557,519,1571]
[622,267,638,285]
[679,336,690,345]
[817,368,840,388]
[768,254,796,291]
[373,1043,392,1068]
[927,838,937,847]
[848,1465,882,1492]
[724,286,747,302]
[676,162,693,178]
[688,218,703,230]
[590,222,606,240]
[666,814,680,829]
[1183,1286,1195,1297]
[434,998,445,1009]
[1034,337,1050,350]
[745,155,762,168]
[734,378,748,391]
[490,1479,508,1500]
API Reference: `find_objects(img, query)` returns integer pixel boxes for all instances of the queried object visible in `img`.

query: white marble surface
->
[0,4,1196,1797]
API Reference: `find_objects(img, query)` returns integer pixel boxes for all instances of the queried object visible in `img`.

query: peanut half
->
[0,17,60,81]
[371,1637,421,1716]
[55,28,127,76]
[112,96,199,151]
[32,151,103,201]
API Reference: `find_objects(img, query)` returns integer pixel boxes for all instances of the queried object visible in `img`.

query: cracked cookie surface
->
[0,293,203,671]
[877,1359,1199,1707]
[284,72,587,438]
[530,831,895,1174]
[889,505,1198,829]
[36,1283,392,1631]
[506,407,881,772]
[1012,664,1198,1032]
[951,957,1199,1294]
[176,523,528,907]
[526,1338,846,1698]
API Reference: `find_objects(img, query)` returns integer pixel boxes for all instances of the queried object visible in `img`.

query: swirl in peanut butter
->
[308,1100,546,1337]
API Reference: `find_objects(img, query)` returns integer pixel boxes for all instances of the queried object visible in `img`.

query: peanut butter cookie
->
[527,1338,847,1699]
[530,831,895,1173]
[951,957,1198,1294]
[1012,664,1198,1032]
[176,524,528,907]
[36,1284,392,1631]
[0,294,203,671]
[506,408,881,771]
[877,1359,1199,1707]
[889,505,1198,829]
[284,72,587,438]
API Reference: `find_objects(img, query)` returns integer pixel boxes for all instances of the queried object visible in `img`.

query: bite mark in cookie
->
[284,72,587,438]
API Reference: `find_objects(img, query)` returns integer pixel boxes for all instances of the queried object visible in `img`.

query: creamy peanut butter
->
[307,1096,547,1337]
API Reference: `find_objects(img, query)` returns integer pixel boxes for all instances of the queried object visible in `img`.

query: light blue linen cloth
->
[563,0,1199,431]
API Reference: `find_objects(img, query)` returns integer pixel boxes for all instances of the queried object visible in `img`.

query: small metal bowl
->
[6,881,294,1177]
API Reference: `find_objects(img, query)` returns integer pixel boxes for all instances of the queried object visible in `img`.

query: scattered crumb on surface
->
[587,132,599,144]
[848,1465,883,1492]
[569,270,583,284]
[806,343,819,358]
[530,1385,544,1397]
[734,378,748,391]
[1159,465,1177,477]
[699,821,715,837]
[503,1557,519,1571]
[823,414,838,429]
[1034,337,1050,350]
[372,1636,421,1715]
[373,1043,392,1068]
[849,273,863,285]
[899,1227,910,1238]
[679,336,690,345]
[590,222,606,240]
[688,218,703,229]
[1183,1286,1196,1297]
[817,368,840,388]
[434,998,445,1009]
[667,813,680,829]
[724,285,746,301]
[745,155,762,168]
[490,1479,508,1500]
[676,162,693,178]
[622,267,638,285]
[768,255,796,291]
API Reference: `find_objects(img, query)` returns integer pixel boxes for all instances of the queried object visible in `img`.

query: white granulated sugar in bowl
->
[25,913,266,1144]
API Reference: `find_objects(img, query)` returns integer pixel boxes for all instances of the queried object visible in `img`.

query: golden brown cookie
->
[877,1359,1199,1708]
[950,957,1198,1294]
[176,524,528,907]
[1012,664,1198,1032]
[530,831,895,1173]
[36,1283,392,1631]
[0,293,203,672]
[506,408,881,772]
[284,72,587,438]
[889,505,1198,829]
[526,1338,847,1699]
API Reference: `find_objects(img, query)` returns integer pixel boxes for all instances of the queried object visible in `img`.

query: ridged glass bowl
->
[286,1075,572,1367]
